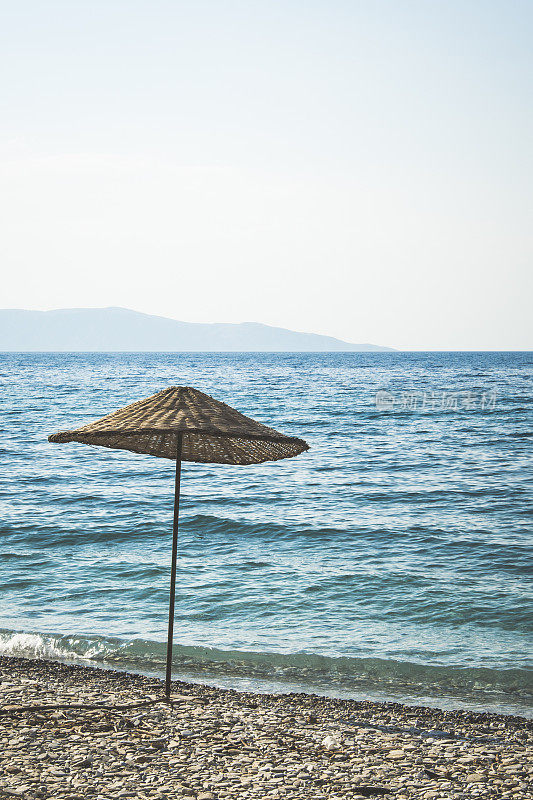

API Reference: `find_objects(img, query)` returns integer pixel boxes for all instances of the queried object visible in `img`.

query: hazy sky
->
[1,1,531,349]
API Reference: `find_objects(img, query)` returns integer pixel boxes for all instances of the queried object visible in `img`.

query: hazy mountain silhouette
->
[0,307,394,351]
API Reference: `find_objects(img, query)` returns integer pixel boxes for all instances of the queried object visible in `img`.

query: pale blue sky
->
[1,1,531,349]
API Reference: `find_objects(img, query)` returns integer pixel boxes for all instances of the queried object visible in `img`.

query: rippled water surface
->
[0,352,531,715]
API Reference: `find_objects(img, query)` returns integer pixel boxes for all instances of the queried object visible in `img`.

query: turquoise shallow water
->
[0,352,531,715]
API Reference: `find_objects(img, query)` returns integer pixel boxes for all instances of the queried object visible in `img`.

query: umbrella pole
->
[165,432,183,699]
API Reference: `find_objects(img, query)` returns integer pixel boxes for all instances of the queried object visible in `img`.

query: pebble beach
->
[0,657,530,800]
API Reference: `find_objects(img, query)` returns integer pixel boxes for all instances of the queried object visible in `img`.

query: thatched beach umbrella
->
[49,386,308,698]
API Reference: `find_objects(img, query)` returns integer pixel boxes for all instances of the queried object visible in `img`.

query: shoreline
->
[2,629,530,720]
[1,656,531,799]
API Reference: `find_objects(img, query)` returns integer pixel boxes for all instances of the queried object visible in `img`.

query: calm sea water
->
[0,352,531,716]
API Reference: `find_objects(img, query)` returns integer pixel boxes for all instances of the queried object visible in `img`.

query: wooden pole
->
[165,432,182,699]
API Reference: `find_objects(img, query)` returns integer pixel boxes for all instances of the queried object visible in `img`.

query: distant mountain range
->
[0,307,394,352]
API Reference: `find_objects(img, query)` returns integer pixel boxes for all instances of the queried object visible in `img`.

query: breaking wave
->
[1,629,531,717]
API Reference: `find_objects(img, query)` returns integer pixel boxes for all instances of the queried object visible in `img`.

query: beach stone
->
[388,750,406,759]
[465,773,487,782]
[322,735,341,750]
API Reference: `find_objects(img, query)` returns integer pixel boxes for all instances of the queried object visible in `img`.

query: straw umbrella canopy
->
[49,386,309,697]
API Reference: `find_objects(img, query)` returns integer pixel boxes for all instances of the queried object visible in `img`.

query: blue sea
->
[0,352,531,717]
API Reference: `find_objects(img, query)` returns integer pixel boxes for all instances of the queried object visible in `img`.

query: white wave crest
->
[0,631,105,662]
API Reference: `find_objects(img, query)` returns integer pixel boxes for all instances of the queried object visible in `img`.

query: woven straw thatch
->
[48,386,309,465]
